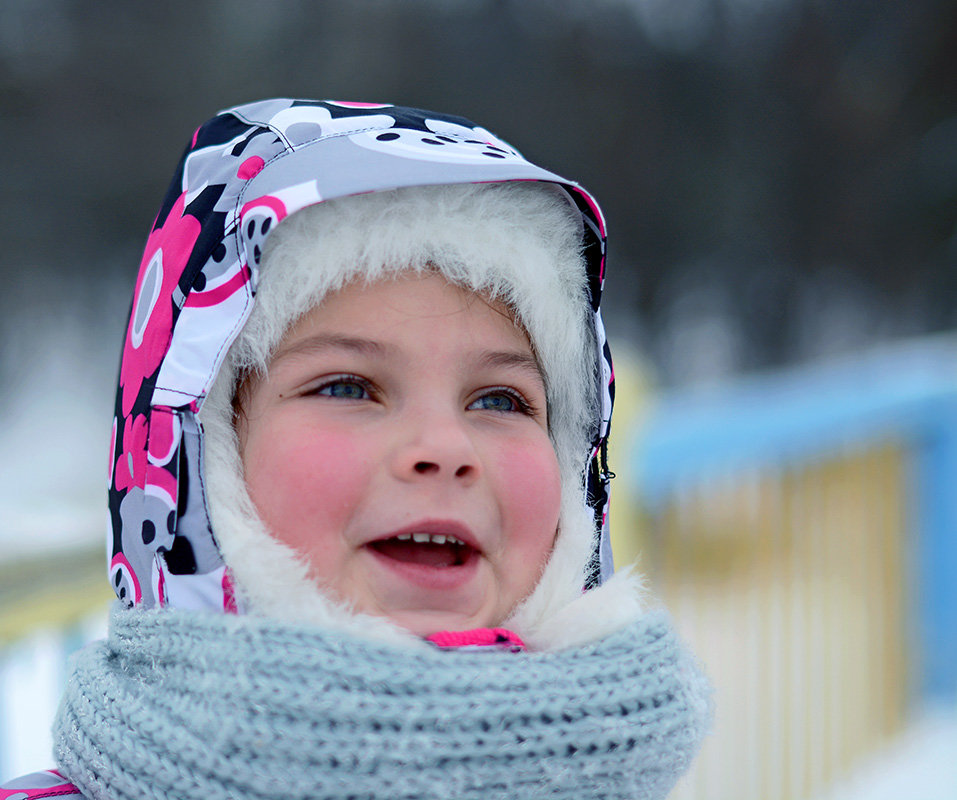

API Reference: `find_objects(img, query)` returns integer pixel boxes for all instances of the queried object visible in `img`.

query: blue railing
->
[631,333,957,705]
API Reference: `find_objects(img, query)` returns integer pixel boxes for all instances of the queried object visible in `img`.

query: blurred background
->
[1,0,955,796]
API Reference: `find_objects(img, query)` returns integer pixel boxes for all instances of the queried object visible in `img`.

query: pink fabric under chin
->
[0,769,85,799]
[425,627,525,651]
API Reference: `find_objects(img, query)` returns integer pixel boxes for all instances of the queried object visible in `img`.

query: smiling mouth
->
[369,532,475,568]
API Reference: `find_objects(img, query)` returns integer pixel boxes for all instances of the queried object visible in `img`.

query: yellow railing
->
[606,336,957,800]
[0,545,111,644]
[639,442,909,800]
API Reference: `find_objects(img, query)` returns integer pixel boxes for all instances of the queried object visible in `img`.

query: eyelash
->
[311,374,375,400]
[470,387,535,415]
[308,376,536,416]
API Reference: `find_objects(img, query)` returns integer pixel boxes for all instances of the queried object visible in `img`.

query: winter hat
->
[108,100,626,648]
[199,181,606,643]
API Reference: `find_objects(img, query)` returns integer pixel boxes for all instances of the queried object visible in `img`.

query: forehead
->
[242,271,547,408]
[280,271,528,350]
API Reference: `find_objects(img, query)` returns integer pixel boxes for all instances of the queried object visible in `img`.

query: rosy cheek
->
[495,438,562,549]
[244,418,364,552]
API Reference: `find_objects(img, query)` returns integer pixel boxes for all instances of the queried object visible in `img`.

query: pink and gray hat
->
[108,98,615,613]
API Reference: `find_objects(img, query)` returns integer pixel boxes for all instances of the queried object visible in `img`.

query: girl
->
[2,99,709,799]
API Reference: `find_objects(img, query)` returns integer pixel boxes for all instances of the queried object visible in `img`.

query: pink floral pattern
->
[118,192,201,417]
[114,413,147,492]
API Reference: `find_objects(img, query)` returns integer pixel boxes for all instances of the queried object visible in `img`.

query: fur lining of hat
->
[200,182,645,651]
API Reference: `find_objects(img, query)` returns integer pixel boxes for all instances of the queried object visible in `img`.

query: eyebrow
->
[271,333,392,364]
[477,350,546,388]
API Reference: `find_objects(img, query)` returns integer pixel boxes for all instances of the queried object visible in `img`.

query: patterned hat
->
[108,99,615,613]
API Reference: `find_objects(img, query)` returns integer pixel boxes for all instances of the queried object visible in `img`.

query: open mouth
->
[368,532,476,568]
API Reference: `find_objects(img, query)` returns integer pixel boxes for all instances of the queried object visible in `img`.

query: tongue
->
[371,539,463,568]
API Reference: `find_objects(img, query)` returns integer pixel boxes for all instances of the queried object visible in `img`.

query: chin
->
[381,608,491,638]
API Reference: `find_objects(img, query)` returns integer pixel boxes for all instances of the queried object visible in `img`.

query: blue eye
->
[469,391,522,413]
[317,379,369,400]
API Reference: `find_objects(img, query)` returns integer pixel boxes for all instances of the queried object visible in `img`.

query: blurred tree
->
[0,0,954,386]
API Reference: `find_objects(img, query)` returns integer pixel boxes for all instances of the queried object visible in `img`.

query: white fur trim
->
[200,182,645,650]
[517,569,648,652]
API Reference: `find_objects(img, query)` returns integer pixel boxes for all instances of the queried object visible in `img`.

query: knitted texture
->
[54,606,711,800]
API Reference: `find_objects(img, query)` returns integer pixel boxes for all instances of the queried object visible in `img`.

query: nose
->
[391,408,480,485]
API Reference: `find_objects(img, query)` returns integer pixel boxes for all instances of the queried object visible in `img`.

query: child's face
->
[238,272,561,636]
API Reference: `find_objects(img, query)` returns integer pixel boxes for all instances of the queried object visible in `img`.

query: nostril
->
[412,461,473,477]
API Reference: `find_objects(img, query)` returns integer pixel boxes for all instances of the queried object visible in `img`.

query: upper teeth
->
[395,533,465,546]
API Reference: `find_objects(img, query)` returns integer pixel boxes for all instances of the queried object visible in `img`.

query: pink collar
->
[425,627,525,651]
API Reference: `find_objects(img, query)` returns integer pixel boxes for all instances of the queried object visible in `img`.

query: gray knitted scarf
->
[53,606,710,800]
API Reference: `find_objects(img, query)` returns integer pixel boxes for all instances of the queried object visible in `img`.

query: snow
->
[0,613,107,780]
[810,709,957,800]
